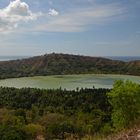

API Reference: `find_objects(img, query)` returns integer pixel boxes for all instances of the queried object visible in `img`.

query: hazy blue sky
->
[0,0,140,56]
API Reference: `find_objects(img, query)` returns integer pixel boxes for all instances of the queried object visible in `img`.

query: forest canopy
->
[0,80,140,139]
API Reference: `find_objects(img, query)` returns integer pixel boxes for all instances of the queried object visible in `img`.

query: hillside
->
[0,53,140,79]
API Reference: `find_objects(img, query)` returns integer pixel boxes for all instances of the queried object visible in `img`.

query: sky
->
[0,0,140,56]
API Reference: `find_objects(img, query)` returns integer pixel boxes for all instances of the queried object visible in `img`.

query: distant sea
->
[0,56,139,62]
[105,56,140,62]
[0,56,30,61]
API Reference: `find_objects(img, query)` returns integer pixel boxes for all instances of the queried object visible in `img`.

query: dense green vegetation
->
[0,87,110,139]
[0,80,140,139]
[108,80,140,131]
[0,53,140,79]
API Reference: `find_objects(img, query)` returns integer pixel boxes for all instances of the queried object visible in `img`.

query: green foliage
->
[46,122,78,139]
[0,80,139,139]
[2,115,25,127]
[23,123,45,139]
[108,80,140,130]
[100,123,112,135]
[0,125,25,140]
[0,87,111,139]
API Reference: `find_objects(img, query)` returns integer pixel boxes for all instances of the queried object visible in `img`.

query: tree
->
[108,80,140,130]
[0,125,25,140]
[23,123,45,139]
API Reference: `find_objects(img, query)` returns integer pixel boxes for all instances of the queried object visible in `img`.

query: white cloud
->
[0,1,126,34]
[48,9,59,16]
[0,0,42,33]
[38,3,126,32]
[5,0,32,16]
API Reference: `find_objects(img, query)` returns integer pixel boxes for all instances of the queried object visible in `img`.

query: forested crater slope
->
[0,53,139,79]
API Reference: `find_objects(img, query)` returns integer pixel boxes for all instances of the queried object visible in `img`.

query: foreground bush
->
[108,80,140,130]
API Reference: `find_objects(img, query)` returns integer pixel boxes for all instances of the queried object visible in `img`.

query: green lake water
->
[0,74,139,89]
